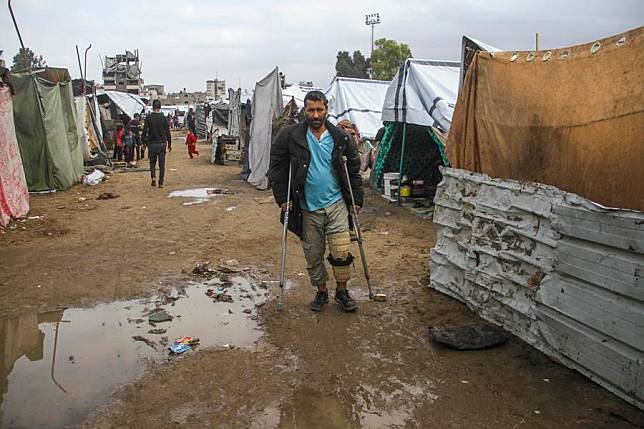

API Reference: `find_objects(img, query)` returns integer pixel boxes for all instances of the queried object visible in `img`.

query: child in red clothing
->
[114,125,124,161]
[185,129,199,158]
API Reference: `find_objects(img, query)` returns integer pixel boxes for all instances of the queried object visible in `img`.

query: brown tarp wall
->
[447,27,644,211]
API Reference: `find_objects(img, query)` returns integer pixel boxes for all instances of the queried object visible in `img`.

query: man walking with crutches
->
[269,91,363,312]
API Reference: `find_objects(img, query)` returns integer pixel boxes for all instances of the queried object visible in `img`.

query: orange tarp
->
[447,27,644,211]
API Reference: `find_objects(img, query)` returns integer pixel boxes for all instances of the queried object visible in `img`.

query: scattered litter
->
[534,410,541,415]
[542,378,550,383]
[77,197,87,202]
[82,169,106,186]
[429,323,510,350]
[127,318,145,324]
[243,309,252,314]
[57,206,65,209]
[148,328,167,335]
[148,310,173,323]
[28,215,43,220]
[193,262,217,277]
[297,272,305,276]
[207,188,235,195]
[378,230,390,235]
[132,335,156,349]
[96,192,120,200]
[374,293,387,302]
[169,343,192,354]
[253,196,275,204]
[255,302,266,308]
[169,168,177,171]
[225,206,237,212]
[174,336,200,346]
[460,380,469,384]
[169,251,176,255]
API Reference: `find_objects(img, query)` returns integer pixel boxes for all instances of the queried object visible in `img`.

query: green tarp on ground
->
[12,69,83,191]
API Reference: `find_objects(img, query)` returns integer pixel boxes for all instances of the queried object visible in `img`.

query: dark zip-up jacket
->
[142,112,171,145]
[268,120,363,237]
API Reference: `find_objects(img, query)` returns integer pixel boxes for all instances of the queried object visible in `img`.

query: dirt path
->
[1,137,642,428]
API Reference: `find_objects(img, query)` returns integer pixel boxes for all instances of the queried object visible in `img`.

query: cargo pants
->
[301,199,351,287]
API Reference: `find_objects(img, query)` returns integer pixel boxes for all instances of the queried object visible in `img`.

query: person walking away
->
[186,108,196,135]
[114,124,124,161]
[268,91,363,312]
[185,129,199,158]
[130,113,143,160]
[142,99,172,188]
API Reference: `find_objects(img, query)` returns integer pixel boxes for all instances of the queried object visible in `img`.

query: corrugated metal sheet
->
[430,168,644,409]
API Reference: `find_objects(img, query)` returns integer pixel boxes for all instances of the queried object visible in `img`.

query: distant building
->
[164,89,207,105]
[144,84,166,101]
[206,79,226,101]
[102,50,144,95]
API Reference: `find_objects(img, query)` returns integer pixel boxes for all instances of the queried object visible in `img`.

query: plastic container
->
[383,173,399,199]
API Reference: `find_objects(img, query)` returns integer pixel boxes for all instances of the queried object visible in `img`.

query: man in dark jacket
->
[186,107,196,135]
[142,99,172,187]
[268,91,363,312]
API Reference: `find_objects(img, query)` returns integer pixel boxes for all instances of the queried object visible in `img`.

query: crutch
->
[277,163,293,312]
[341,156,374,300]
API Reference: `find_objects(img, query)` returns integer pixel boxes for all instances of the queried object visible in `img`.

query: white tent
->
[282,84,321,108]
[247,67,283,190]
[381,59,460,132]
[325,77,390,139]
[97,91,147,119]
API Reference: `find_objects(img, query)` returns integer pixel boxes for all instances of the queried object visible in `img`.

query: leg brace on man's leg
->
[327,232,353,282]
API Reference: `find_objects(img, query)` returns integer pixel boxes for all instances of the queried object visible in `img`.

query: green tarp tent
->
[12,68,83,191]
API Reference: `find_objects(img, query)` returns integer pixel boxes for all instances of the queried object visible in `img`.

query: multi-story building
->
[102,50,143,95]
[144,84,166,101]
[206,79,226,101]
[164,89,208,105]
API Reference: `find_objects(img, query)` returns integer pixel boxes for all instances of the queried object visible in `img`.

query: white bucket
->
[383,172,399,198]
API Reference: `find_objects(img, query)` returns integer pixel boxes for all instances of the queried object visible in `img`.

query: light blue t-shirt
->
[302,128,343,211]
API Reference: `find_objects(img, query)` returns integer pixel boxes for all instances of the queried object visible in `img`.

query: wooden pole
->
[536,33,540,51]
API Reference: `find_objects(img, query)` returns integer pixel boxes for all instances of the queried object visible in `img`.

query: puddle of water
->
[0,276,267,429]
[168,188,233,199]
[278,388,352,429]
[354,377,436,428]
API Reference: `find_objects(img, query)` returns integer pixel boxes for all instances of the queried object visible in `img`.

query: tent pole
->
[397,122,407,205]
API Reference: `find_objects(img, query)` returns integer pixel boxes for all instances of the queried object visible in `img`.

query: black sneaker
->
[151,179,156,187]
[310,290,329,312]
[335,289,357,312]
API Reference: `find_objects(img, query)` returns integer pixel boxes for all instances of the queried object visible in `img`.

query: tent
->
[282,84,321,108]
[12,68,84,191]
[227,88,241,137]
[374,59,460,198]
[325,77,389,139]
[96,91,146,120]
[459,36,501,89]
[246,67,283,190]
[448,26,644,211]
[0,86,30,227]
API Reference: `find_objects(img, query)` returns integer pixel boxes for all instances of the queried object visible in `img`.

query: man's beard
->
[306,116,325,130]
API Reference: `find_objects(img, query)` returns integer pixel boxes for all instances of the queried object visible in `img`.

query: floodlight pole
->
[365,13,381,78]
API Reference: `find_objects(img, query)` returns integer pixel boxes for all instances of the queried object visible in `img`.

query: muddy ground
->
[1,134,642,428]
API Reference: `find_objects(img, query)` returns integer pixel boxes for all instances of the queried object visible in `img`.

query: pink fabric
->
[0,86,30,227]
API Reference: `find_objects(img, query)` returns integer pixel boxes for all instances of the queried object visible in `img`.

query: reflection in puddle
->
[0,277,267,429]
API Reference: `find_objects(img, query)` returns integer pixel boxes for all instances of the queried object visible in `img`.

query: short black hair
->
[152,99,161,109]
[304,90,327,107]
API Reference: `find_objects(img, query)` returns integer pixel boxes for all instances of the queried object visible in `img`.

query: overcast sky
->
[1,0,642,93]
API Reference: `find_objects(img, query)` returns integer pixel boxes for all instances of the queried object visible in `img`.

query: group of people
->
[114,113,144,165]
